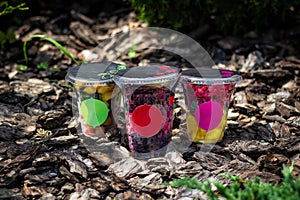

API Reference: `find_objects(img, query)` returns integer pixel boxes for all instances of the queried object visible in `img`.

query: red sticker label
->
[131,104,164,138]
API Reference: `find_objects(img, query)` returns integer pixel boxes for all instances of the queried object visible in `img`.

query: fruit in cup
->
[187,114,227,143]
[131,104,164,138]
[204,116,226,143]
[67,62,128,139]
[75,81,117,137]
[80,98,110,128]
[194,100,223,132]
[125,85,174,153]
[187,114,206,141]
[188,83,235,105]
[97,86,111,94]
[83,86,97,94]
[186,82,236,143]
[102,91,113,102]
[74,81,84,90]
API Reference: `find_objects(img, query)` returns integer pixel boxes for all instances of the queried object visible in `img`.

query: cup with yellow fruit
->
[66,62,127,138]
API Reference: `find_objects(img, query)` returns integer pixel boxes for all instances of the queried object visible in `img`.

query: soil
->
[0,1,300,199]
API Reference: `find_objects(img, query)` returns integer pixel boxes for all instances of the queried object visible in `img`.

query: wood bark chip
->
[108,157,145,180]
[10,79,54,97]
[37,109,67,129]
[70,21,99,46]
[193,152,230,171]
[276,102,300,118]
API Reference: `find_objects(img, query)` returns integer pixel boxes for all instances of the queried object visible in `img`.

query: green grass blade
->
[23,39,28,65]
[23,34,79,65]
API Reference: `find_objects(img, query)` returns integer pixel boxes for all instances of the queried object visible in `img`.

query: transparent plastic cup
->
[65,62,127,139]
[181,68,242,144]
[113,65,181,159]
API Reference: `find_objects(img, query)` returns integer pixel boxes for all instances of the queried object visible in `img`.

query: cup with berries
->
[113,65,181,159]
[181,68,242,144]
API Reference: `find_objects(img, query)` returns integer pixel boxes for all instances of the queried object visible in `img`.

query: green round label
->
[80,98,109,128]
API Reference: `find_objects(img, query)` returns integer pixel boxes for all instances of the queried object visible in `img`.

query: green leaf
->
[117,65,127,70]
[16,65,28,71]
[127,44,136,58]
[51,67,61,72]
[37,61,49,70]
[60,82,74,91]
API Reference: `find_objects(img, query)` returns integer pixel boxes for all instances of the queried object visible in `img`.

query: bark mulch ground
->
[0,1,300,199]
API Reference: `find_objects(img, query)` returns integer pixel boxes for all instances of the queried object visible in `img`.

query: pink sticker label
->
[131,104,164,138]
[194,101,223,131]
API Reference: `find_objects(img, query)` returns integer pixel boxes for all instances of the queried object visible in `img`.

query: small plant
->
[128,44,137,58]
[23,34,79,66]
[166,163,300,200]
[0,1,28,16]
[37,61,49,70]
[51,67,61,72]
[0,1,28,48]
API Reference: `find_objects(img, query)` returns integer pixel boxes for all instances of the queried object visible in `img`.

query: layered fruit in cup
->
[65,62,127,138]
[181,68,242,143]
[113,65,181,158]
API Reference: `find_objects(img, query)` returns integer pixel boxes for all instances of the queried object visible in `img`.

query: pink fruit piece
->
[194,100,223,132]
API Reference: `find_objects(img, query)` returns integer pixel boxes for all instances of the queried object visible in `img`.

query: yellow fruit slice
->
[97,86,111,94]
[83,86,97,94]
[102,91,113,101]
[187,114,207,142]
[187,110,228,144]
[204,116,227,144]
[187,114,198,136]
[74,81,85,90]
[102,87,120,101]
[193,128,207,143]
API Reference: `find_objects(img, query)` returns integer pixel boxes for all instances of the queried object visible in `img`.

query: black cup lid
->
[65,62,127,85]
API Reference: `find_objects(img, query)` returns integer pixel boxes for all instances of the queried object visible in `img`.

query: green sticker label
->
[80,98,109,128]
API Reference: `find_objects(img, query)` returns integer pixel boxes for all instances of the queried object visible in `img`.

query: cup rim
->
[181,68,242,85]
[113,65,181,85]
[65,61,126,86]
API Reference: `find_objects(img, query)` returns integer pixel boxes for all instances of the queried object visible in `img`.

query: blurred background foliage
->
[127,0,300,35]
[1,0,300,38]
[0,0,126,48]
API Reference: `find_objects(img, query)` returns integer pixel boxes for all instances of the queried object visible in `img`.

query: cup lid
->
[181,68,242,85]
[113,65,181,85]
[65,62,127,85]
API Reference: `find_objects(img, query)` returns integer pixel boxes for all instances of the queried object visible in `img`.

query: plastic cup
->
[113,65,181,159]
[65,62,127,138]
[181,68,242,144]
